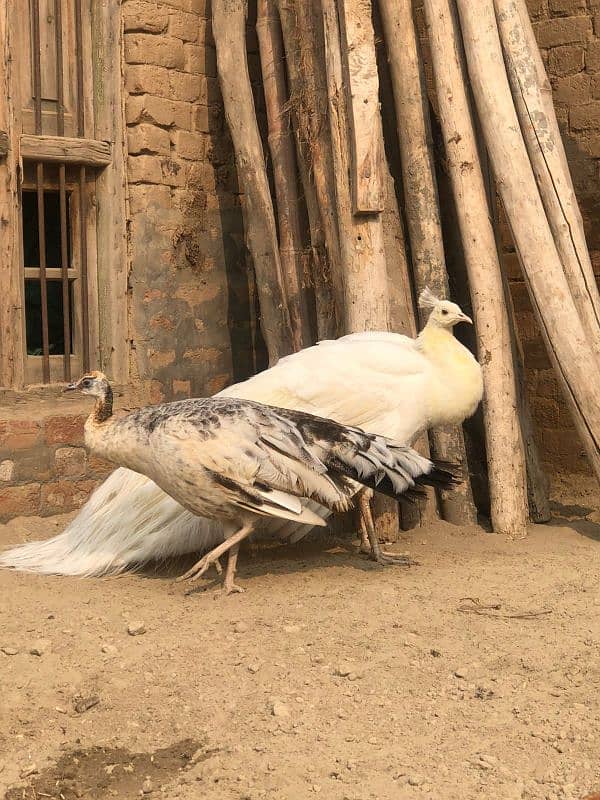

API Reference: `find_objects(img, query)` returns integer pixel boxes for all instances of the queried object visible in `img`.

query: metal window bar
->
[31,0,51,382]
[54,0,71,381]
[74,0,89,373]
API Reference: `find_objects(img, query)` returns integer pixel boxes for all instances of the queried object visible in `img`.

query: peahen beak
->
[62,382,78,392]
[458,312,473,325]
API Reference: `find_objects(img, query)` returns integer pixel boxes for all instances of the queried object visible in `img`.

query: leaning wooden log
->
[257,0,312,351]
[212,0,293,364]
[277,0,343,334]
[456,0,600,484]
[494,0,600,369]
[322,0,389,332]
[378,0,477,528]
[423,0,529,537]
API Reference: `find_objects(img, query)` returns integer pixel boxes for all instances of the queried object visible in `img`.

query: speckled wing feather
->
[114,398,457,527]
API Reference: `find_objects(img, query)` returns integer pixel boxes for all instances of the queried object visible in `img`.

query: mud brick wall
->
[0,401,112,522]
[502,0,600,479]
[123,0,262,405]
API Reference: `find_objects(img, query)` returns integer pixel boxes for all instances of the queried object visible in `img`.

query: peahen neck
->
[93,385,113,424]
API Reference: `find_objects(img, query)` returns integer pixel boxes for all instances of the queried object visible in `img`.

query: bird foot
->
[176,552,216,583]
[223,581,245,595]
[368,551,419,567]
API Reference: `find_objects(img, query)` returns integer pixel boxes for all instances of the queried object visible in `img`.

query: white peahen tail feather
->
[0,469,226,576]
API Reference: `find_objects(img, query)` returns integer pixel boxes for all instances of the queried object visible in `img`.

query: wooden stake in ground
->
[455,0,600,483]
[423,0,528,537]
[212,0,293,365]
[494,0,600,369]
[257,0,312,351]
[378,0,477,527]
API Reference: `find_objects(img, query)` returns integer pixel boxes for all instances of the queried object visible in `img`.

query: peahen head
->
[64,371,111,398]
[418,287,472,329]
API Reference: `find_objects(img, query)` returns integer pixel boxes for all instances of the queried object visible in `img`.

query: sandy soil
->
[1,507,600,800]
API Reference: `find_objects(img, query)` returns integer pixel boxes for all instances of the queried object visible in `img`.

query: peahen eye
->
[441,309,448,316]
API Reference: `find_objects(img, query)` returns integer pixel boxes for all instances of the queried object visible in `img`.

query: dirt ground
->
[1,500,600,800]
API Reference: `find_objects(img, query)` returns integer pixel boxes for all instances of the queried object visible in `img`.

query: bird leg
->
[223,543,245,594]
[356,488,418,567]
[176,522,254,585]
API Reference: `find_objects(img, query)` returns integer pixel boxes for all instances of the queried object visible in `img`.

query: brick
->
[142,95,192,128]
[148,350,176,368]
[148,380,166,404]
[0,420,41,450]
[168,10,201,42]
[548,0,586,14]
[547,44,584,76]
[128,184,172,214]
[126,95,145,124]
[128,123,171,155]
[171,130,206,160]
[532,17,591,48]
[172,379,191,398]
[526,0,548,18]
[552,72,591,104]
[183,44,217,76]
[0,459,14,481]
[125,64,171,95]
[580,133,600,156]
[40,480,97,514]
[532,397,559,427]
[570,100,600,130]
[594,14,600,37]
[592,250,600,277]
[192,105,211,133]
[161,158,191,187]
[169,71,202,101]
[54,446,87,477]
[13,449,52,482]
[0,484,40,520]
[127,154,164,183]
[587,41,600,72]
[123,0,168,33]
[182,346,221,364]
[44,414,86,446]
[125,35,185,69]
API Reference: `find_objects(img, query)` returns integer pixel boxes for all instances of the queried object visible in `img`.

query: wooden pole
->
[256,0,312,351]
[455,0,600,483]
[494,0,600,369]
[212,0,293,364]
[422,0,528,537]
[277,0,343,335]
[378,0,477,527]
[322,0,390,332]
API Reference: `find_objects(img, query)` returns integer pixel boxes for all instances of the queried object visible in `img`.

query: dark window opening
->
[22,189,71,268]
[25,279,74,355]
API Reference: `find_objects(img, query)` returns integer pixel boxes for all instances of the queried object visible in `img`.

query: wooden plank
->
[0,1,26,387]
[337,0,383,214]
[20,133,112,165]
[92,0,128,383]
[0,130,7,156]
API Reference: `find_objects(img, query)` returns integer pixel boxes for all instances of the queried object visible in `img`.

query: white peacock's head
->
[418,288,472,328]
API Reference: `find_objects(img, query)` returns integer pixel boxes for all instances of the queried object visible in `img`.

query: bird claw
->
[369,551,419,567]
[176,553,215,583]
[223,582,245,595]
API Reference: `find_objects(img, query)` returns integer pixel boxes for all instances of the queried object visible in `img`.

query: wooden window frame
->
[0,0,127,390]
